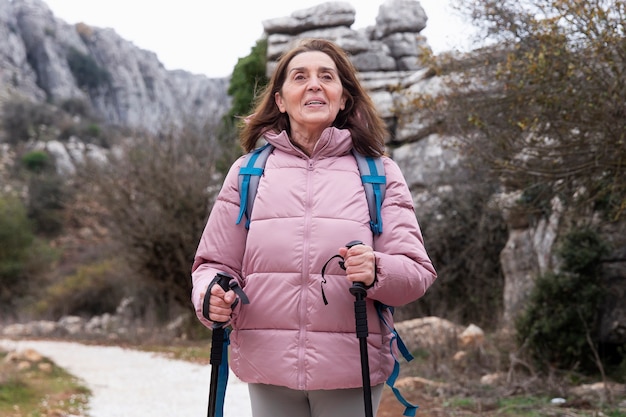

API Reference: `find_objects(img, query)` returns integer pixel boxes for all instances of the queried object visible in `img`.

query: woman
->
[191,38,437,417]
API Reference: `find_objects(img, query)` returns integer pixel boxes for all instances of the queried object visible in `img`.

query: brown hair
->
[239,38,388,156]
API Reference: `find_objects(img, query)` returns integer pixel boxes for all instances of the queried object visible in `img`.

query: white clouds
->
[43,0,475,77]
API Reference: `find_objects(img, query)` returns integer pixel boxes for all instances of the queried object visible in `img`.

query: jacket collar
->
[263,127,353,158]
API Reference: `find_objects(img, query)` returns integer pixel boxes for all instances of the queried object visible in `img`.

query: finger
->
[209,304,232,322]
[223,290,236,304]
[210,283,226,296]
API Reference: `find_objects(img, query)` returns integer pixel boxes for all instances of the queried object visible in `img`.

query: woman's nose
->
[307,77,322,90]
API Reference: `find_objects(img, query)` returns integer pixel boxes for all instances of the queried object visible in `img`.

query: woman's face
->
[275,51,346,138]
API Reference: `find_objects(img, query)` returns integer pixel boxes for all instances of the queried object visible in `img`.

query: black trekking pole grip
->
[344,240,369,296]
[207,272,233,417]
[343,240,374,417]
[209,272,232,326]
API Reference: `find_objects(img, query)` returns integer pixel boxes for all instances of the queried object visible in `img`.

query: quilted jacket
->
[191,126,437,390]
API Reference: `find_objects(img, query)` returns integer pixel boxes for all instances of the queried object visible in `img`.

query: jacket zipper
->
[297,157,315,390]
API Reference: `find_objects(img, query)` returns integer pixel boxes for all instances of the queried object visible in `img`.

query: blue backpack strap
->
[352,150,386,235]
[376,302,419,417]
[236,143,273,229]
[215,327,231,417]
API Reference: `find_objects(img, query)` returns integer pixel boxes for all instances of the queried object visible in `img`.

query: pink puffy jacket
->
[191,127,436,391]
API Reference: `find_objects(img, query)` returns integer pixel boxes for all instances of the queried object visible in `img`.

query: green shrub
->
[67,48,110,91]
[558,228,609,275]
[21,150,51,172]
[0,195,45,316]
[515,227,609,373]
[226,38,268,121]
[26,171,67,237]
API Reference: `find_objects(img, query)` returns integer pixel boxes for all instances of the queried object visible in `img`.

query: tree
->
[78,129,223,320]
[425,0,626,220]
[226,38,268,122]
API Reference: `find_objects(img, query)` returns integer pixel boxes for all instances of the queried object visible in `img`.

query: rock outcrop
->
[0,0,230,134]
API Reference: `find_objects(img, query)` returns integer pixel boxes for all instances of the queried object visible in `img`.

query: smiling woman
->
[191,38,437,417]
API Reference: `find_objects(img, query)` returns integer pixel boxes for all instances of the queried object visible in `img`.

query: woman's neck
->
[290,128,325,156]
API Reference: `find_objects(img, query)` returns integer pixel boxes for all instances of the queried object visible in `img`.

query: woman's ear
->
[275,92,286,113]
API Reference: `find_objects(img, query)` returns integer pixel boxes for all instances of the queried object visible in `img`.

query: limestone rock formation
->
[0,0,230,134]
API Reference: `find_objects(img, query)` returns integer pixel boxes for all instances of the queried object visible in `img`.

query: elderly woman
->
[191,38,437,417]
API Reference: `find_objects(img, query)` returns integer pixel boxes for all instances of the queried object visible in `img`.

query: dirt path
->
[0,339,252,417]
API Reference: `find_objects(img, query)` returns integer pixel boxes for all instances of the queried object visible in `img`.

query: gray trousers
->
[248,383,384,417]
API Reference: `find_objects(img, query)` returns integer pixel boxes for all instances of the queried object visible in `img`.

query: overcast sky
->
[42,0,476,78]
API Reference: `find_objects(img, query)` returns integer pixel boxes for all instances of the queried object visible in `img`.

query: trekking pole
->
[344,240,374,417]
[203,272,233,417]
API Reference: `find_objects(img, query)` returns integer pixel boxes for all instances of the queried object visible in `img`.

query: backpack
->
[236,142,385,234]
[235,143,419,416]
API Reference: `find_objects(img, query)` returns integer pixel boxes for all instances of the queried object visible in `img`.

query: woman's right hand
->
[206,284,236,323]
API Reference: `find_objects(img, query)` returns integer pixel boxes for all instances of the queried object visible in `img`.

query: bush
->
[515,227,609,373]
[21,150,51,172]
[67,48,110,91]
[59,98,91,117]
[1,100,56,144]
[76,129,223,322]
[34,259,126,318]
[0,196,34,308]
[0,195,57,318]
[26,169,67,237]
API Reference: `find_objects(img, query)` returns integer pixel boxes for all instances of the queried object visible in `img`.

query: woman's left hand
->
[338,244,376,287]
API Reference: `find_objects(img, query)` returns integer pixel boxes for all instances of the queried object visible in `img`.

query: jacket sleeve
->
[191,157,248,328]
[367,157,437,307]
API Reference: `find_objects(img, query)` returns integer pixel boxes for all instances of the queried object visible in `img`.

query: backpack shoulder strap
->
[352,150,386,235]
[376,302,419,417]
[236,143,273,229]
[236,146,386,234]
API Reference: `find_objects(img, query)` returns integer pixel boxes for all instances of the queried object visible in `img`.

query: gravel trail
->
[0,339,252,417]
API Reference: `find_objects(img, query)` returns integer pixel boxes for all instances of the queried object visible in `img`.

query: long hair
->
[239,38,388,156]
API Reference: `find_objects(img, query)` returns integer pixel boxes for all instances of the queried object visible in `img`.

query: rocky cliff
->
[0,0,229,134]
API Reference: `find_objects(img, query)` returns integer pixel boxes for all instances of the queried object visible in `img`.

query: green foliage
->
[85,123,101,138]
[226,38,268,121]
[0,195,34,279]
[515,227,609,372]
[21,150,51,172]
[558,227,609,275]
[67,47,111,91]
[0,353,90,416]
[0,376,33,407]
[26,168,67,237]
[0,195,57,317]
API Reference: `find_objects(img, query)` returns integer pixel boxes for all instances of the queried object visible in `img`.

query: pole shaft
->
[353,289,373,417]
